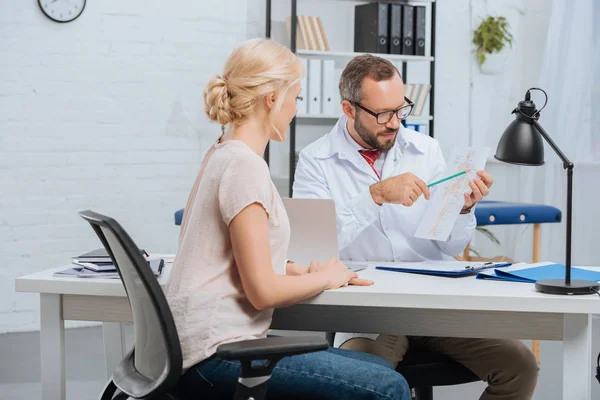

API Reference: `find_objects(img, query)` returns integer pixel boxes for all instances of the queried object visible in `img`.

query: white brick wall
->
[0,0,249,333]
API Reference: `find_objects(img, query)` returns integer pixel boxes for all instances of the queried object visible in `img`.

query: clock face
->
[38,0,86,23]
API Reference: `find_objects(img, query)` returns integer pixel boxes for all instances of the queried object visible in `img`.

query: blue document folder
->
[376,261,512,277]
[476,264,600,283]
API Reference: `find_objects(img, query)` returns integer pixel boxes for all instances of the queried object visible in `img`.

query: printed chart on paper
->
[414,147,489,241]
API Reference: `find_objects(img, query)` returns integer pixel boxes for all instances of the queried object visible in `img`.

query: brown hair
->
[339,55,400,103]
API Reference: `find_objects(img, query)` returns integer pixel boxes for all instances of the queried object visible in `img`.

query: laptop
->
[281,198,367,272]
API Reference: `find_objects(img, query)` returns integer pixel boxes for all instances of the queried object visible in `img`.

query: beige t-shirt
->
[165,139,290,369]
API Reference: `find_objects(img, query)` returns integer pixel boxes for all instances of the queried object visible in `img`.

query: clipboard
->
[375,261,512,277]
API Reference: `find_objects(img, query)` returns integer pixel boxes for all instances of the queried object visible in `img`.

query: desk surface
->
[16,260,600,315]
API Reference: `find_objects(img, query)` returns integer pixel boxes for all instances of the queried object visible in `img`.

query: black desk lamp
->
[495,87,599,295]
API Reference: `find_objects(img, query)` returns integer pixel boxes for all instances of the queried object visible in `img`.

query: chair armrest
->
[216,336,329,362]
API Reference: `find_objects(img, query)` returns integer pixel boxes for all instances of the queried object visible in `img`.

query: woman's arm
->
[229,203,356,311]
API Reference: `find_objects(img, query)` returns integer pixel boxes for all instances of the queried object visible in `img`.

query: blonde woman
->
[166,38,410,399]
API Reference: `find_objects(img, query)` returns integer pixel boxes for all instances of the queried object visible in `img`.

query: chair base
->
[413,386,433,400]
[397,350,480,398]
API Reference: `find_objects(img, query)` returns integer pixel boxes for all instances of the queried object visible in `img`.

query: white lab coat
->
[292,116,477,347]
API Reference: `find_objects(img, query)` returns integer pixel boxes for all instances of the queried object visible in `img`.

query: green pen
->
[427,170,470,188]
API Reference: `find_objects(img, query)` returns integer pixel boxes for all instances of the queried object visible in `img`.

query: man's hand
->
[461,170,493,213]
[369,173,431,207]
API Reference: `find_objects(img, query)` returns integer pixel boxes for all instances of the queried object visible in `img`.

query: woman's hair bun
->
[203,74,235,126]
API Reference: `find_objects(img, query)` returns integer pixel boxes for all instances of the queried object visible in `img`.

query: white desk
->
[16,262,600,400]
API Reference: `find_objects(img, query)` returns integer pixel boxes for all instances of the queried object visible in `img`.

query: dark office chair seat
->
[396,350,480,400]
[80,210,328,400]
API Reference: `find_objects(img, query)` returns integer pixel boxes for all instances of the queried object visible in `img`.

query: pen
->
[427,170,469,188]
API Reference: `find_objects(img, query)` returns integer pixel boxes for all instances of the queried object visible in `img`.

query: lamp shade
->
[494,119,545,166]
[494,99,545,166]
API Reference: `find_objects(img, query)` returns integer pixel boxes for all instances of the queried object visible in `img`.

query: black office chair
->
[325,333,480,400]
[80,210,328,400]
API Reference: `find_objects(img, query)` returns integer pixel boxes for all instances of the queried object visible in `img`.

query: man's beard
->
[354,115,398,151]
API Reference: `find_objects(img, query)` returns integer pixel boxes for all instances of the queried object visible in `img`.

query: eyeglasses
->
[353,97,414,124]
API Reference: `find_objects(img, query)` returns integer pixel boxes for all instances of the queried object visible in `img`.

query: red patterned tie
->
[359,149,382,179]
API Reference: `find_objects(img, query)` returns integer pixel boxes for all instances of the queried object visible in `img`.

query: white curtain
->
[506,0,599,266]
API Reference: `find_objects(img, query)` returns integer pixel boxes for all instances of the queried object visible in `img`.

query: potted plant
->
[472,16,513,75]
[469,226,501,258]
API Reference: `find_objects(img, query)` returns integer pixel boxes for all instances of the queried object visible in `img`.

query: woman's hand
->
[310,259,374,288]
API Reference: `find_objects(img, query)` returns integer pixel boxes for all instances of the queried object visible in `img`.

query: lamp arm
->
[532,120,573,169]
[532,119,572,283]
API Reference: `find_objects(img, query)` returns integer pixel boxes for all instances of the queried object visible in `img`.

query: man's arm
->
[292,150,381,250]
[293,150,431,251]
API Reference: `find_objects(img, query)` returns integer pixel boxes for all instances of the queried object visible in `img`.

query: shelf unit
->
[297,114,433,122]
[265,0,437,196]
[297,49,434,62]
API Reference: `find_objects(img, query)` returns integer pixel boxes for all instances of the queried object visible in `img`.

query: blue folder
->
[476,264,600,283]
[376,261,512,277]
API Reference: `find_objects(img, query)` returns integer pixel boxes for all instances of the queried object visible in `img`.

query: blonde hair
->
[203,38,304,139]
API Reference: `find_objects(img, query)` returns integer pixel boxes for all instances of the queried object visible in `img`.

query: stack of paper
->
[54,257,165,279]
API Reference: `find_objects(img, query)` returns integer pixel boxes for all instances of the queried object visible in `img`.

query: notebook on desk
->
[376,261,512,277]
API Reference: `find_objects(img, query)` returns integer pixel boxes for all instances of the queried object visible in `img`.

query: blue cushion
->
[175,201,562,227]
[174,209,184,226]
[474,201,561,226]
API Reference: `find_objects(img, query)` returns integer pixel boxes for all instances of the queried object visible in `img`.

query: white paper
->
[414,146,489,241]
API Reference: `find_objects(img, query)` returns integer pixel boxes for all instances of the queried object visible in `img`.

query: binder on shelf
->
[307,59,322,115]
[285,16,330,51]
[285,16,307,50]
[389,4,402,55]
[414,84,431,116]
[322,59,336,115]
[334,67,344,114]
[354,2,389,54]
[299,16,316,50]
[405,83,431,116]
[308,16,330,51]
[414,6,426,56]
[404,123,429,135]
[298,58,308,115]
[315,17,330,51]
[401,5,415,55]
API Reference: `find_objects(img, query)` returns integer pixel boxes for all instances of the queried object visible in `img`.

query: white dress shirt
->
[292,115,477,347]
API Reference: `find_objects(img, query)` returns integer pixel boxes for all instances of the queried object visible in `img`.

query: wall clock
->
[38,0,86,23]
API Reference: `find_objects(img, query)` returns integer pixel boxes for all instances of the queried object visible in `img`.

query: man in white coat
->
[293,55,538,400]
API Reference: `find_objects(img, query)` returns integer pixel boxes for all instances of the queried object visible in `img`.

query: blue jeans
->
[174,346,410,399]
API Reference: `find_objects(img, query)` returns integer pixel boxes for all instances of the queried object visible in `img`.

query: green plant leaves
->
[473,16,513,65]
[475,226,501,245]
[469,226,501,257]
[478,52,486,65]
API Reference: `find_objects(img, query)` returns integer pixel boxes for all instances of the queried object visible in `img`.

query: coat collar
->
[313,115,425,162]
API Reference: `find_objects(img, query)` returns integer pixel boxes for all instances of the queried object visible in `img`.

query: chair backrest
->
[78,210,182,397]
